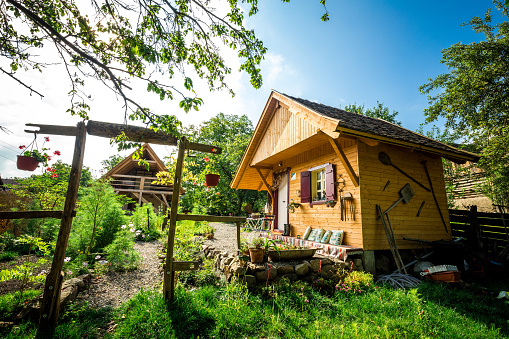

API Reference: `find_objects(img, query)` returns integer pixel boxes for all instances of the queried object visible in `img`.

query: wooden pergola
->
[0,120,246,333]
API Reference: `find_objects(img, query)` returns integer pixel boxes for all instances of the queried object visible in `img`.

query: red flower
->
[19,145,25,149]
[193,181,197,185]
[50,173,58,178]
[44,136,50,142]
[52,169,55,172]
[53,150,61,156]
[212,147,217,153]
[47,156,52,161]
[204,156,209,162]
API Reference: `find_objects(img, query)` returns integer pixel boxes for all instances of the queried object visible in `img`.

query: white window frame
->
[311,168,326,202]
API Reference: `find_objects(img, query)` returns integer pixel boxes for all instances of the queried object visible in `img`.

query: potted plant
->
[17,136,60,171]
[203,150,220,187]
[249,237,265,263]
[287,199,301,213]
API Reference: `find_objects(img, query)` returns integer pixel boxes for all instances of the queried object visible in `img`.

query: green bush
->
[104,228,141,271]
[94,205,127,251]
[0,251,18,262]
[178,259,218,287]
[130,204,164,242]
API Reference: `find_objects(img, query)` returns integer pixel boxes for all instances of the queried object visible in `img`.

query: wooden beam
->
[176,214,247,223]
[25,123,78,136]
[254,167,274,202]
[236,222,241,252]
[256,169,272,191]
[325,135,360,187]
[39,122,86,331]
[163,137,187,302]
[161,194,170,209]
[86,120,178,146]
[172,261,200,271]
[0,210,75,219]
[186,141,222,155]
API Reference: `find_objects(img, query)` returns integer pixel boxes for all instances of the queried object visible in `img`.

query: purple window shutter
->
[326,164,336,201]
[301,171,311,203]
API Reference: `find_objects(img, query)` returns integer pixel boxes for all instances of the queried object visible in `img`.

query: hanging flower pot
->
[16,155,39,171]
[205,174,220,187]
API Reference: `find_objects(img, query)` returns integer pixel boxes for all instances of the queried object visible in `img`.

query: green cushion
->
[320,230,332,244]
[329,230,344,246]
[307,229,321,242]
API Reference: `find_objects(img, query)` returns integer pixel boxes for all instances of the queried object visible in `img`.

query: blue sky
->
[0,0,502,178]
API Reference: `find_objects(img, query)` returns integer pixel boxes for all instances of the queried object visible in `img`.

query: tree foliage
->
[1,0,327,135]
[160,113,265,215]
[343,101,402,126]
[420,1,509,205]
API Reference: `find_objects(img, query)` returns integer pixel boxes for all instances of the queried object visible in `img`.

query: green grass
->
[0,290,43,320]
[105,280,509,339]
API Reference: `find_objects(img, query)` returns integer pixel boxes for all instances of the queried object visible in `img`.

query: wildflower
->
[44,136,50,142]
[83,262,88,267]
[204,156,209,162]
[50,173,58,178]
[142,234,145,238]
[212,147,217,153]
[66,270,72,276]
[64,257,71,262]
[38,270,47,276]
[121,225,126,229]
[53,150,61,156]
[19,145,25,149]
[95,255,101,260]
[304,299,309,303]
[130,228,135,232]
[193,181,197,185]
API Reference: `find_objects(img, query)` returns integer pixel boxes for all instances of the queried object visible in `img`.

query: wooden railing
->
[450,206,509,253]
[109,174,173,194]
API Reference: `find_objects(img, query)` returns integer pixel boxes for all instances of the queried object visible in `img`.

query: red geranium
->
[50,173,58,178]
[19,145,25,149]
[44,136,50,142]
[53,150,61,156]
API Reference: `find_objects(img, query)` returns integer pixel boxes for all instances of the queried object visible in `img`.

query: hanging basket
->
[205,174,220,187]
[17,156,39,171]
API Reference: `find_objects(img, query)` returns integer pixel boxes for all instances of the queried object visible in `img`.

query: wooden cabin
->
[102,143,184,213]
[231,90,480,256]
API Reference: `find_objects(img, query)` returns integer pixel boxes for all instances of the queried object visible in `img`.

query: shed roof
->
[284,94,480,162]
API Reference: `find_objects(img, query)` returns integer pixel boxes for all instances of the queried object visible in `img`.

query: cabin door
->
[276,172,288,231]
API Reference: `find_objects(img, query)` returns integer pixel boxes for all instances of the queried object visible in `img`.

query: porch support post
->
[163,137,187,302]
[38,122,86,332]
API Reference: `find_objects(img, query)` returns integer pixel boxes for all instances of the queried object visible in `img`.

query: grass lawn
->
[3,278,508,339]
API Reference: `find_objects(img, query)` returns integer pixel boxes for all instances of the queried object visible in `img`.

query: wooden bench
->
[269,233,363,260]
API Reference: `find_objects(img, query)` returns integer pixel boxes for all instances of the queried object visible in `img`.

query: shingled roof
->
[283,93,480,162]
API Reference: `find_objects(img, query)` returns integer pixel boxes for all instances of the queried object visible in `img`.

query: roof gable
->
[103,143,168,178]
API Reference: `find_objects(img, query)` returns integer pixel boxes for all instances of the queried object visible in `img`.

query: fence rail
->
[449,206,509,253]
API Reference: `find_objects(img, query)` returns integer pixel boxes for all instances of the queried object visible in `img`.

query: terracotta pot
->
[249,248,264,263]
[17,156,39,171]
[205,173,220,187]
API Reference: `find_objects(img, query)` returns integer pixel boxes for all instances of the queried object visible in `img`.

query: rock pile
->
[201,244,357,287]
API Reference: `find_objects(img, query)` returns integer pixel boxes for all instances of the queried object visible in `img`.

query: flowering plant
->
[19,136,60,167]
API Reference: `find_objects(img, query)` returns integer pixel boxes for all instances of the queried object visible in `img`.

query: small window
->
[312,168,326,202]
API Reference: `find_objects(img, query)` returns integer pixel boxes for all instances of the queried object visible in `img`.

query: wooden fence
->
[450,206,509,254]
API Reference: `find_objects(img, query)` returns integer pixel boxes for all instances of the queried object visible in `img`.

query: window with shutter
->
[300,171,311,203]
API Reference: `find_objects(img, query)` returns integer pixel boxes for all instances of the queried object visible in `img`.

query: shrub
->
[0,251,18,262]
[336,270,374,294]
[178,259,218,287]
[104,227,141,271]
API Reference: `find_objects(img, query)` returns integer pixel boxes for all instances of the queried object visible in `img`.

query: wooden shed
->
[231,90,480,254]
[102,143,184,213]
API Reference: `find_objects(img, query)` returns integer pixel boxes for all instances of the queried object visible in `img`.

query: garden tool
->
[416,200,425,217]
[380,183,415,217]
[377,204,407,274]
[378,152,430,192]
[421,160,448,233]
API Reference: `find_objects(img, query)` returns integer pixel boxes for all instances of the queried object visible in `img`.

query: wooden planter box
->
[267,248,317,261]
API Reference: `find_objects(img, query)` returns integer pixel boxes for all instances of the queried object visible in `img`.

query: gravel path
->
[204,222,265,254]
[79,240,163,309]
[78,223,264,309]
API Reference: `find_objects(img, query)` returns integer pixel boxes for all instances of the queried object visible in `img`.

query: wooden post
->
[163,137,187,302]
[38,122,86,331]
[236,221,241,253]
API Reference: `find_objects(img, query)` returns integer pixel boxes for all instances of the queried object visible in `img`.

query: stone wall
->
[201,244,360,287]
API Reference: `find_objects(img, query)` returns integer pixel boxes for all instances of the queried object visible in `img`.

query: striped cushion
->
[329,230,344,245]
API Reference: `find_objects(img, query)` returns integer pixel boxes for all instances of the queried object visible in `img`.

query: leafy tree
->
[343,102,402,126]
[101,154,125,172]
[160,113,265,215]
[1,0,328,136]
[420,1,509,205]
